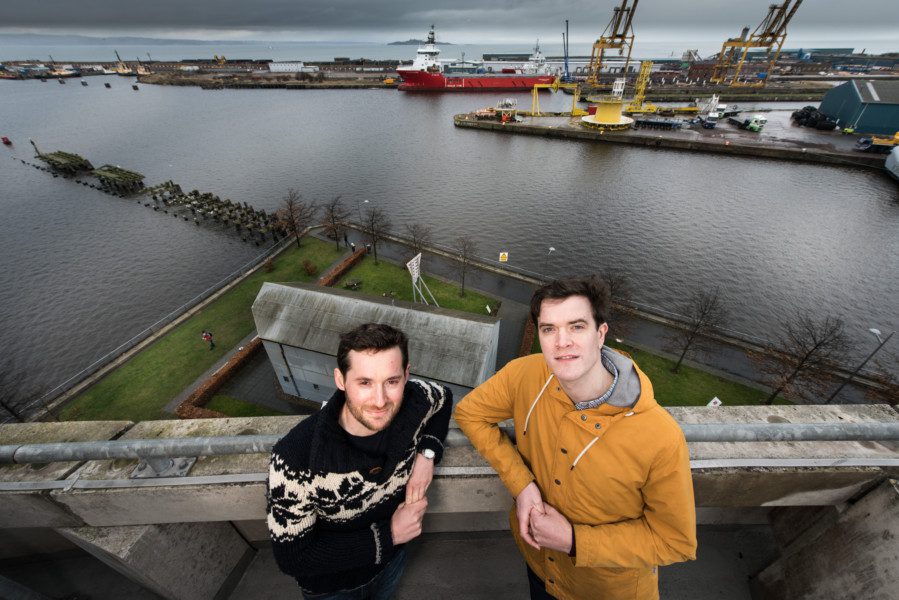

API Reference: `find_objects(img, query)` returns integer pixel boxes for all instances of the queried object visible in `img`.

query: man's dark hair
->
[530,275,610,328]
[337,323,409,376]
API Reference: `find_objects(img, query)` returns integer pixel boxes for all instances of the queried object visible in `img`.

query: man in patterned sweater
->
[267,323,452,599]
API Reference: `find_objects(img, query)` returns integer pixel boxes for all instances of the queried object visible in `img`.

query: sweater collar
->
[308,380,431,472]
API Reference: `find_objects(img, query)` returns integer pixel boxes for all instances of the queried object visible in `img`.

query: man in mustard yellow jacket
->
[454,275,696,600]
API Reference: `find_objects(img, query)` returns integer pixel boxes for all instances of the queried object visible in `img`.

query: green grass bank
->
[338,256,498,316]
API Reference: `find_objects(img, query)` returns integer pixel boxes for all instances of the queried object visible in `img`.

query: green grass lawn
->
[60,237,344,421]
[611,344,776,406]
[205,395,288,417]
[338,256,498,316]
[530,337,779,406]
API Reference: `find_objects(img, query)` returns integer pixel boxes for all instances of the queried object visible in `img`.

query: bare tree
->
[321,196,349,251]
[404,223,432,262]
[664,287,729,373]
[599,269,634,338]
[363,206,391,264]
[452,235,479,297]
[277,189,317,248]
[754,312,853,405]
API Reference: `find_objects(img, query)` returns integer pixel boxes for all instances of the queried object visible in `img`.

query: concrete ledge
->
[0,421,133,528]
[0,406,896,528]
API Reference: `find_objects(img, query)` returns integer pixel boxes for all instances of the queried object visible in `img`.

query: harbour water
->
[0,75,897,402]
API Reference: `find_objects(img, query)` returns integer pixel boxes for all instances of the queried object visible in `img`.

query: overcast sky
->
[1,0,897,44]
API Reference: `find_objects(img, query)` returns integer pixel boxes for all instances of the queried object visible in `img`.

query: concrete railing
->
[1,405,898,600]
[3,422,899,471]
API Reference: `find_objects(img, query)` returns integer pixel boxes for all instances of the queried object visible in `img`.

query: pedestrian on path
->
[343,232,350,248]
[201,330,215,351]
[350,242,356,253]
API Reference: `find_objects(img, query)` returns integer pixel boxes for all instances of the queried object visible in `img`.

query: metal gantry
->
[710,0,804,88]
[586,0,640,87]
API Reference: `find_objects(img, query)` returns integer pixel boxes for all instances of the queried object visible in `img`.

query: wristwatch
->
[421,448,436,460]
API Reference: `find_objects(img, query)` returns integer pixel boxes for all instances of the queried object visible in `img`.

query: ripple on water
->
[1,83,897,396]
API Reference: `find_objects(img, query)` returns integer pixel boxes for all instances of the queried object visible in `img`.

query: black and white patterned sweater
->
[267,379,452,594]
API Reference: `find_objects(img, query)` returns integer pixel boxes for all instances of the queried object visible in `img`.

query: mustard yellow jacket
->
[454,352,696,600]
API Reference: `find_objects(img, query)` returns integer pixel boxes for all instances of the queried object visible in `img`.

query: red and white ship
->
[397,26,557,91]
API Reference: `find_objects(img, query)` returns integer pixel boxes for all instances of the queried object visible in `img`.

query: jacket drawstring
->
[570,411,636,469]
[571,437,600,470]
[523,374,554,436]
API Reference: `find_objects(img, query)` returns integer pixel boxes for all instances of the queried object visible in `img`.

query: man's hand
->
[406,452,435,504]
[529,502,573,554]
[515,482,545,549]
[390,498,428,545]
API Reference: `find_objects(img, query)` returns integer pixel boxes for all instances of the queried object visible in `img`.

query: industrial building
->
[251,282,500,404]
[819,79,899,135]
[267,61,319,73]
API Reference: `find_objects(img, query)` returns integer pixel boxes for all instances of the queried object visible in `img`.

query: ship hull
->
[398,70,555,91]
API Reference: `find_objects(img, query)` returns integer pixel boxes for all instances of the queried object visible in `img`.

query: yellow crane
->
[619,61,699,115]
[586,0,639,87]
[711,0,803,88]
[530,78,588,117]
[624,60,656,113]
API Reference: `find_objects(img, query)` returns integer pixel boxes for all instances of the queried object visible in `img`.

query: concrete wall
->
[753,479,899,600]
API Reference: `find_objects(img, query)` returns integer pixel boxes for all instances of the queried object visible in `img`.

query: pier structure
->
[146,184,280,243]
[92,164,145,194]
[30,140,94,174]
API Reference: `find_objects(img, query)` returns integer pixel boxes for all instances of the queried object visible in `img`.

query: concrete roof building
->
[251,282,501,404]
[819,79,899,135]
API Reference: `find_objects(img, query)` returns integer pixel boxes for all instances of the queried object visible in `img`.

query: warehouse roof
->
[252,282,500,388]
[853,79,899,105]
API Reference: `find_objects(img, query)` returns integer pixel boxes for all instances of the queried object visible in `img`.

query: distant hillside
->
[389,39,454,46]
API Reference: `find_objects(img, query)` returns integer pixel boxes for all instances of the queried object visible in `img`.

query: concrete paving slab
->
[228,526,778,600]
[216,350,303,414]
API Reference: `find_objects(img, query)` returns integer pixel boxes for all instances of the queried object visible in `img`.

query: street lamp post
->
[544,246,556,278]
[826,328,894,403]
[357,199,369,223]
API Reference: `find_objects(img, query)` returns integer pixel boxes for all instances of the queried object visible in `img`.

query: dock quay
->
[454,112,888,172]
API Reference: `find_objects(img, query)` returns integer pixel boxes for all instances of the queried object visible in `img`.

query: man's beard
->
[346,400,398,433]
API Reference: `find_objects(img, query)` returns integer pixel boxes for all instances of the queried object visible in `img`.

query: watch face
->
[423,449,436,460]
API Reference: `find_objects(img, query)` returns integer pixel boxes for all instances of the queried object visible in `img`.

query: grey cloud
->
[1,0,896,40]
